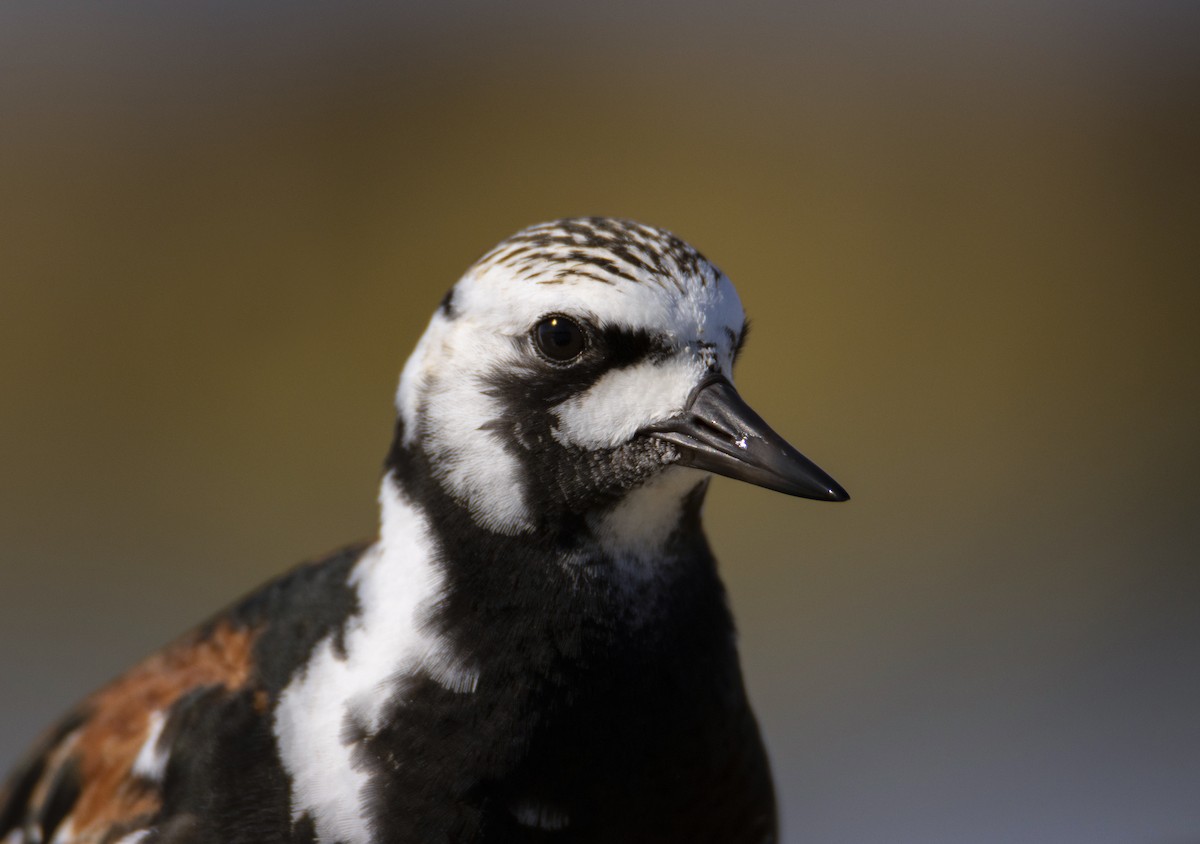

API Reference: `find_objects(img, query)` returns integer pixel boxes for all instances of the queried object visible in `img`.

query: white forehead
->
[453,219,745,341]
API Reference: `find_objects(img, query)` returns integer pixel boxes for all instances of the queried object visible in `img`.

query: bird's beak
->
[644,375,849,501]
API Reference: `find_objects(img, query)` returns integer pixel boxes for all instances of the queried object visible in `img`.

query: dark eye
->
[534,315,587,363]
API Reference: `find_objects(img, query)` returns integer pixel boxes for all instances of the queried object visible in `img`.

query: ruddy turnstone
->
[0,217,848,844]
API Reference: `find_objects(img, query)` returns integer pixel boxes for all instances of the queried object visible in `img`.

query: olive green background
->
[2,3,1198,842]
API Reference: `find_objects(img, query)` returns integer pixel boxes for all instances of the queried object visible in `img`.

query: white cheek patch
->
[421,376,531,534]
[552,355,703,449]
[399,317,533,534]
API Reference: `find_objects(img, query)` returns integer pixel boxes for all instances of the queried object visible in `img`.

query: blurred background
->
[2,1,1198,841]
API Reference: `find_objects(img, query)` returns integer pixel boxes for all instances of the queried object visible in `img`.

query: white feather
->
[111,832,150,844]
[273,476,472,844]
[590,466,707,561]
[552,356,705,449]
[404,312,533,535]
[130,710,169,782]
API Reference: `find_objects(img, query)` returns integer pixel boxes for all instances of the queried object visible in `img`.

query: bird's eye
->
[534,315,587,363]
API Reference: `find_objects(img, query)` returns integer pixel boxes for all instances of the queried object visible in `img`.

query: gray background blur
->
[2,2,1198,842]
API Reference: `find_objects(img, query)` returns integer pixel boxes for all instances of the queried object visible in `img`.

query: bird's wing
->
[0,619,261,844]
[0,541,371,844]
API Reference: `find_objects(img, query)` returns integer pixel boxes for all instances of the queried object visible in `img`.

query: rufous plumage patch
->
[12,621,259,843]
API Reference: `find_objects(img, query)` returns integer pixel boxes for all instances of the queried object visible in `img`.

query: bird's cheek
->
[550,358,703,450]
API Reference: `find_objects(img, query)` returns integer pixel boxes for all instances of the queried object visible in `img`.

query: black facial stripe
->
[455,321,683,527]
[598,324,674,369]
[496,324,673,408]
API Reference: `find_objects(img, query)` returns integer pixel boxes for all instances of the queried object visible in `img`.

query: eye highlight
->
[533,315,587,363]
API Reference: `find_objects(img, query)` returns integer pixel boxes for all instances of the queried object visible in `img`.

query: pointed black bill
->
[645,376,849,501]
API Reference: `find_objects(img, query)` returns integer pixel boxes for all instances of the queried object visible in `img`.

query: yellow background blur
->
[2,3,1198,841]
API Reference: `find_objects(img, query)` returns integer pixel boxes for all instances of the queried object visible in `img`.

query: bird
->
[0,217,848,844]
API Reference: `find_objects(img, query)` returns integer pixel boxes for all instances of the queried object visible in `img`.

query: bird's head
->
[386,217,847,548]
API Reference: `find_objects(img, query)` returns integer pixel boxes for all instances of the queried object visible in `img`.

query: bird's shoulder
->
[0,540,373,844]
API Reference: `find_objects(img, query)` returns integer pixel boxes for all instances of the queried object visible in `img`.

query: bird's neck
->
[379,411,726,619]
[270,455,737,844]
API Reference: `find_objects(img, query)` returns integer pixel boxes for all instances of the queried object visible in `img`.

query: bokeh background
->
[2,2,1198,841]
